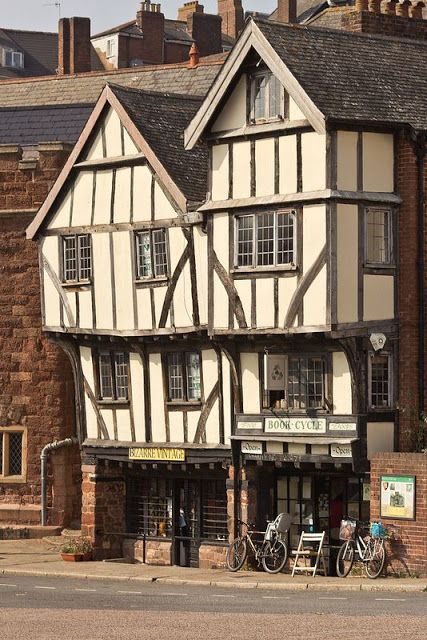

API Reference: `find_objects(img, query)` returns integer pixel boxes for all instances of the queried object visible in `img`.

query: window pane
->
[63,236,77,281]
[253,75,267,120]
[136,232,153,278]
[288,358,300,409]
[236,216,254,267]
[186,353,201,401]
[371,355,390,407]
[366,209,390,263]
[256,213,274,266]
[288,357,324,409]
[277,212,295,264]
[168,353,184,400]
[115,353,129,400]
[78,235,92,280]
[99,353,113,399]
[202,479,228,541]
[8,433,22,476]
[152,229,168,277]
[269,75,282,119]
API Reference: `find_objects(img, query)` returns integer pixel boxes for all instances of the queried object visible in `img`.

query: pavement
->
[0,538,425,593]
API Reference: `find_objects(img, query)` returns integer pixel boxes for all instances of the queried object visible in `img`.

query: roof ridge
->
[1,27,57,36]
[108,82,204,103]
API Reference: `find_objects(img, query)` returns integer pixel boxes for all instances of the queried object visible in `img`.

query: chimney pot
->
[355,0,369,9]
[368,0,381,12]
[409,0,425,18]
[277,0,297,23]
[178,1,204,21]
[188,42,199,68]
[382,0,398,14]
[396,0,411,16]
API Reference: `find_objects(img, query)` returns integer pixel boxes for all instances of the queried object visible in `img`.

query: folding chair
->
[291,531,327,577]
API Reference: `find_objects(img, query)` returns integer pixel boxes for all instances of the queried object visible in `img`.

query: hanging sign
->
[129,447,186,462]
[380,475,416,520]
[264,355,286,391]
[265,417,327,434]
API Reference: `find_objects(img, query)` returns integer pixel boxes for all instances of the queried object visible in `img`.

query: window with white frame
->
[4,49,24,68]
[0,427,26,481]
[167,352,201,402]
[369,353,392,409]
[250,71,287,122]
[365,208,392,265]
[235,210,296,268]
[62,234,92,283]
[98,352,129,401]
[106,38,115,58]
[135,229,168,279]
[263,355,327,411]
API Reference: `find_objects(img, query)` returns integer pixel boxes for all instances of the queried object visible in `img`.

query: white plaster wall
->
[301,132,326,192]
[187,411,199,444]
[332,352,352,415]
[85,127,104,161]
[149,353,166,443]
[202,349,218,398]
[303,265,327,327]
[206,399,220,445]
[136,287,153,330]
[255,138,275,197]
[213,213,230,328]
[113,167,132,224]
[303,205,326,271]
[93,170,113,225]
[71,171,93,227]
[91,34,119,69]
[289,98,306,121]
[214,271,229,328]
[168,227,193,328]
[363,133,394,193]
[234,280,251,330]
[194,226,208,326]
[123,128,139,156]
[155,181,176,220]
[130,352,145,442]
[367,422,395,459]
[48,189,72,229]
[211,76,247,133]
[64,291,77,329]
[92,233,113,329]
[256,278,275,328]
[241,352,260,414]
[279,277,298,329]
[363,275,394,321]
[100,409,114,440]
[337,204,358,323]
[279,135,297,195]
[133,165,152,222]
[116,410,133,442]
[154,286,168,329]
[42,236,61,327]
[169,411,184,443]
[104,107,123,158]
[232,141,251,199]
[80,346,98,440]
[78,289,93,329]
[222,354,232,445]
[113,231,134,330]
[211,145,229,201]
[337,131,358,191]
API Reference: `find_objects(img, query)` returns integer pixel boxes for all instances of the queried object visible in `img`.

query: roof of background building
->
[110,83,208,203]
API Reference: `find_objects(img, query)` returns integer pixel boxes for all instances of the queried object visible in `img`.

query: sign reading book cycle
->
[129,447,186,462]
[265,417,327,434]
[380,475,416,520]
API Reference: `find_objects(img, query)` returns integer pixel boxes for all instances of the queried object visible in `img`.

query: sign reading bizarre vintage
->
[129,447,186,462]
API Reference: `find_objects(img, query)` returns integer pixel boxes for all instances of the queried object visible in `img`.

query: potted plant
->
[60,537,93,562]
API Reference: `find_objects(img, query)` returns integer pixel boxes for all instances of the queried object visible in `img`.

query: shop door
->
[173,480,200,568]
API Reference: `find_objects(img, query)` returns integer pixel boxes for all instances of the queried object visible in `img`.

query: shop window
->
[235,210,296,269]
[201,480,228,542]
[263,355,327,411]
[368,353,392,409]
[365,207,392,265]
[135,229,168,280]
[62,234,92,283]
[127,477,173,537]
[250,71,287,122]
[0,427,27,482]
[167,352,201,403]
[98,351,129,401]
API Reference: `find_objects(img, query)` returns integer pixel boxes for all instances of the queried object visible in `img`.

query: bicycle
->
[336,519,386,579]
[226,513,290,574]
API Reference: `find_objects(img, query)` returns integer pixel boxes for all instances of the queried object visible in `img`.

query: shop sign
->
[329,422,357,432]
[264,355,286,390]
[241,441,263,455]
[265,417,326,434]
[380,475,415,520]
[237,420,263,430]
[331,444,352,458]
[129,447,186,462]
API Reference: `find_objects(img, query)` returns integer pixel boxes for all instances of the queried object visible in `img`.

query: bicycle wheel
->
[226,537,247,572]
[364,540,385,579]
[261,539,288,574]
[336,540,355,578]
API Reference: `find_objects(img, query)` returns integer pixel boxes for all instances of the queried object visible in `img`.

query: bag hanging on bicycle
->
[339,519,356,541]
[370,522,386,539]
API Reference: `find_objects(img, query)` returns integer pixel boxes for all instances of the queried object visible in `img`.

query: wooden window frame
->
[368,351,393,410]
[96,350,130,404]
[249,70,288,124]
[61,233,92,284]
[166,351,202,405]
[234,210,297,270]
[364,207,393,267]
[134,228,169,281]
[0,426,27,483]
[4,49,24,69]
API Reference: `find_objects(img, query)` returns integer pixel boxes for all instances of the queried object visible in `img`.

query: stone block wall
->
[199,544,227,569]
[370,452,427,577]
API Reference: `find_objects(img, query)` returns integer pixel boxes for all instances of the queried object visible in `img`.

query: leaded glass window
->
[98,352,129,401]
[366,208,392,264]
[62,234,92,282]
[369,354,392,408]
[235,211,296,268]
[135,229,168,279]
[167,352,201,402]
[250,71,286,121]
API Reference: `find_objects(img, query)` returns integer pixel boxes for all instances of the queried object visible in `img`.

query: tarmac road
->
[0,575,425,640]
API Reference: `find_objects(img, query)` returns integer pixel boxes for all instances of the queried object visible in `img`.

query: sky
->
[3,0,277,33]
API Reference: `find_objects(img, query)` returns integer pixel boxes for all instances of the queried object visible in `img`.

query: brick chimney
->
[136,1,165,64]
[58,17,91,75]
[217,0,244,39]
[187,12,222,57]
[178,1,204,21]
[277,0,297,23]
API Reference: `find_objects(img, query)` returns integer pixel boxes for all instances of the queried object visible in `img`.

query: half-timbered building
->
[29,10,427,573]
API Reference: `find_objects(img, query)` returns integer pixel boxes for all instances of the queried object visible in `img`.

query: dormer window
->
[3,49,24,69]
[250,71,287,123]
[106,38,115,58]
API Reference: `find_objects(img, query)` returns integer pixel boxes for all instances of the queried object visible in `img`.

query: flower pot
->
[61,552,83,562]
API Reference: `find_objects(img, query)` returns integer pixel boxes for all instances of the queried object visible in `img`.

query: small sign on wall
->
[241,441,263,455]
[331,443,352,458]
[380,475,416,520]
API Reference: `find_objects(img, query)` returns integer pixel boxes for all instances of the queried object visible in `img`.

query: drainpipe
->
[416,132,426,425]
[40,437,78,526]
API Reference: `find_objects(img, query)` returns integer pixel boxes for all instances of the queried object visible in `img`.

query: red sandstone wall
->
[370,453,427,577]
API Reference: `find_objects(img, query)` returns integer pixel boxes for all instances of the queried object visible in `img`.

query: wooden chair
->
[291,531,327,577]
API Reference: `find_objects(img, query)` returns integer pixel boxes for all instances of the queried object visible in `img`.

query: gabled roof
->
[185,17,427,148]
[27,83,209,239]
